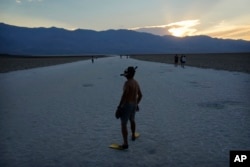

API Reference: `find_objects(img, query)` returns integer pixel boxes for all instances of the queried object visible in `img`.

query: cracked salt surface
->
[0,56,249,167]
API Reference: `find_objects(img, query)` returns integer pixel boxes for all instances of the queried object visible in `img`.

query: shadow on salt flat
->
[187,81,211,89]
[197,100,243,110]
[82,83,94,87]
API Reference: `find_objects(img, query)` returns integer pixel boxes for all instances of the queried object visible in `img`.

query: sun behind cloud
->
[167,20,200,37]
[130,19,200,37]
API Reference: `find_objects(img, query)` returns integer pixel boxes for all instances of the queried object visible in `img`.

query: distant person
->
[181,55,186,68]
[91,56,94,63]
[116,66,142,149]
[174,54,179,66]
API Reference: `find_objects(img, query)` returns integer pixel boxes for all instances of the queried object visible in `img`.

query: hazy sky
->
[1,0,250,40]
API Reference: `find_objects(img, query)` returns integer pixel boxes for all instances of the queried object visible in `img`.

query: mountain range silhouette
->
[0,23,249,55]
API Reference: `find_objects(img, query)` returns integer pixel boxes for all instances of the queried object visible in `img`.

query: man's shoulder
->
[125,78,140,84]
[124,79,137,85]
[133,79,139,84]
[128,78,138,83]
[132,79,141,88]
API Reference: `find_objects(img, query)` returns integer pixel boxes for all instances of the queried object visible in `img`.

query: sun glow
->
[168,27,186,37]
[130,20,200,37]
[167,20,200,37]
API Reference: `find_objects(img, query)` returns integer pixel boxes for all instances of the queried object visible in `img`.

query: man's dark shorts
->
[120,103,136,125]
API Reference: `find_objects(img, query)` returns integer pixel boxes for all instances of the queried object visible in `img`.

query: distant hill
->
[0,23,250,55]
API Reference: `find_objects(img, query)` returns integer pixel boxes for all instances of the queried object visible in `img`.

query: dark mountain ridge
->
[0,23,250,55]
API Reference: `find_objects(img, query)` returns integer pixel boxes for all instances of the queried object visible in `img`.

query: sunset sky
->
[1,0,250,41]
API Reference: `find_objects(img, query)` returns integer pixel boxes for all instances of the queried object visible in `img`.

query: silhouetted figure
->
[116,66,142,149]
[180,55,186,68]
[91,56,94,63]
[174,54,179,66]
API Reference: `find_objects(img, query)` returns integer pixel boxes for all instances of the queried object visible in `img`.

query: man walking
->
[117,66,142,149]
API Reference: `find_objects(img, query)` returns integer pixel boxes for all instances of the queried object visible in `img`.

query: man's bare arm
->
[137,87,142,105]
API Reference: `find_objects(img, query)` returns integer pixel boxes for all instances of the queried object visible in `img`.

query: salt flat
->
[0,56,249,167]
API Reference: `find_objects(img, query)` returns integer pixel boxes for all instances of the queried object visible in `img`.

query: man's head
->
[120,66,137,79]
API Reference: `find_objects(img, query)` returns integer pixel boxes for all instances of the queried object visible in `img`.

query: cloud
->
[130,20,200,37]
[130,26,172,36]
[167,20,200,28]
[130,24,169,30]
[130,20,250,41]
[167,20,200,37]
[199,24,250,41]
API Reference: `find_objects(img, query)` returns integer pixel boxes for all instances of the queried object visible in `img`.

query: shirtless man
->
[117,66,142,149]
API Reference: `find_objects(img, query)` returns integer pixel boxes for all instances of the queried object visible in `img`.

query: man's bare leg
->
[121,124,128,147]
[130,120,136,140]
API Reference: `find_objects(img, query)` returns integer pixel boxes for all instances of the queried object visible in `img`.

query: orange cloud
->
[197,24,250,41]
[130,20,250,41]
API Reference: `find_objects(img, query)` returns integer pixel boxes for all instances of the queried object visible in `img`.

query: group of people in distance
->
[175,54,186,68]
